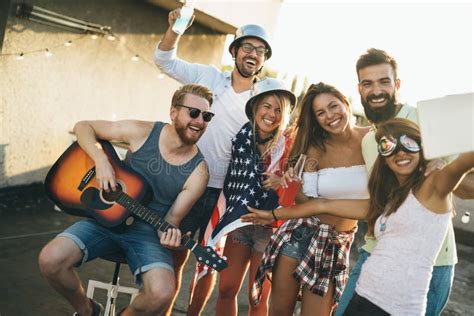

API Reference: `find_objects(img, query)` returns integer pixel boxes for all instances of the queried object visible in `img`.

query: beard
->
[234,57,261,78]
[361,92,397,123]
[175,121,202,145]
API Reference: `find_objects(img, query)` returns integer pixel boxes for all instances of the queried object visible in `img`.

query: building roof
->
[146,0,237,34]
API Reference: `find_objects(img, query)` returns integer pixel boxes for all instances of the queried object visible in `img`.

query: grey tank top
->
[126,122,204,216]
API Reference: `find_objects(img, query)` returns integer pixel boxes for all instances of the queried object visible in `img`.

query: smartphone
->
[417,93,474,159]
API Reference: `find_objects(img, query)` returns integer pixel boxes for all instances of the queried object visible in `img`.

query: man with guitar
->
[39,84,214,316]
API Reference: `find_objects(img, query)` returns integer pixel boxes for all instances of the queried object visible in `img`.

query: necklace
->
[379,214,388,232]
[256,133,274,145]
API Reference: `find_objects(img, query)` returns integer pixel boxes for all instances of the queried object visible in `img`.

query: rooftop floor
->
[0,184,472,315]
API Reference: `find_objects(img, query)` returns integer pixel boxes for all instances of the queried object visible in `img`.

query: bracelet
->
[271,208,278,221]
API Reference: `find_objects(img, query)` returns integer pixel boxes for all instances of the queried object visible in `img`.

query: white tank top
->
[302,165,369,199]
[356,191,451,315]
[197,87,250,188]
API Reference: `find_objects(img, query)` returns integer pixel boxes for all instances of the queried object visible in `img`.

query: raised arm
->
[73,120,152,191]
[431,152,474,199]
[241,198,369,226]
[154,7,218,85]
[453,171,474,199]
[158,8,194,51]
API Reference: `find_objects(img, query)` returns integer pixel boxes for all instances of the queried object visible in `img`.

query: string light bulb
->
[5,34,156,71]
[461,211,470,224]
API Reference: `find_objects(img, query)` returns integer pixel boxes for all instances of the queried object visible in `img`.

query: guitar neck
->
[116,193,197,250]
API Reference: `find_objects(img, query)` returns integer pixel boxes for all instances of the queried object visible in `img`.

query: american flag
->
[194,122,290,280]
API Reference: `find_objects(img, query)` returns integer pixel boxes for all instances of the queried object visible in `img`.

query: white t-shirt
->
[197,86,250,188]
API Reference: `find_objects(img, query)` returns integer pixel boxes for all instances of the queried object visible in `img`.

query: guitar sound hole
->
[101,182,124,203]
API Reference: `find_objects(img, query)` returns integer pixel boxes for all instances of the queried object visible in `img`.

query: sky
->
[264,1,473,113]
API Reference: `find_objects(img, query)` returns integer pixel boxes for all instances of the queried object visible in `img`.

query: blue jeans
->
[335,249,454,316]
[426,265,454,316]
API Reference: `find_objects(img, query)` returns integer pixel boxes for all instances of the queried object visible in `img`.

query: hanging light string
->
[3,2,165,79]
[0,32,163,77]
[118,34,156,67]
[0,34,89,59]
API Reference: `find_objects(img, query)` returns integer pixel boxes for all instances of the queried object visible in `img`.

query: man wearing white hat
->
[154,8,274,315]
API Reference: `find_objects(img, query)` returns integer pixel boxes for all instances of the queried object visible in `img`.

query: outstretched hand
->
[241,207,274,226]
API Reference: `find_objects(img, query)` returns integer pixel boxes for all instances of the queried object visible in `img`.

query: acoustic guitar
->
[44,140,227,272]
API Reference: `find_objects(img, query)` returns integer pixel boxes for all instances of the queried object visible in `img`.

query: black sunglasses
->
[240,43,268,57]
[175,104,215,122]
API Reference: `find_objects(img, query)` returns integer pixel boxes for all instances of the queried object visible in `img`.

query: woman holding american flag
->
[202,77,296,316]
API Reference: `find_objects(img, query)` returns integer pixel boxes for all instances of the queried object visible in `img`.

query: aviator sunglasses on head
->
[378,134,421,157]
[176,104,215,122]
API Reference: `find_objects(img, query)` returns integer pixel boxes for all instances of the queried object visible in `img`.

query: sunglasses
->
[240,43,268,57]
[176,104,215,122]
[378,134,421,157]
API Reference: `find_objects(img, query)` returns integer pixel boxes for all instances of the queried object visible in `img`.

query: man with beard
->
[336,48,474,316]
[38,84,213,316]
[154,8,273,316]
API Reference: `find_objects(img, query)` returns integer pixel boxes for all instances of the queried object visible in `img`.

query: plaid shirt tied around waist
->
[251,216,356,306]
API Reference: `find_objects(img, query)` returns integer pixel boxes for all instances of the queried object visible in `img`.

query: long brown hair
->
[288,82,351,166]
[367,118,428,236]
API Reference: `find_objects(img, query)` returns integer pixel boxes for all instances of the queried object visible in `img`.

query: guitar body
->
[44,140,148,227]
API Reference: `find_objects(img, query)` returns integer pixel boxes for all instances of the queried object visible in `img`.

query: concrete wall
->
[0,0,227,188]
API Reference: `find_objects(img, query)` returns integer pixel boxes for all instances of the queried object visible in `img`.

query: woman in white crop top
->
[244,118,474,315]
[243,82,370,316]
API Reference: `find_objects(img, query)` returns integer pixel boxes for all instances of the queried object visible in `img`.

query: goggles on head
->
[378,134,420,157]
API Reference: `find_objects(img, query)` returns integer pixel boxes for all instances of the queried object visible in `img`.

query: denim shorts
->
[280,225,314,260]
[228,225,273,253]
[58,218,173,287]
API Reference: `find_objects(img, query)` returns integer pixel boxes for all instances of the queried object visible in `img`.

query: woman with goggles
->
[242,118,474,315]
[245,82,371,316]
